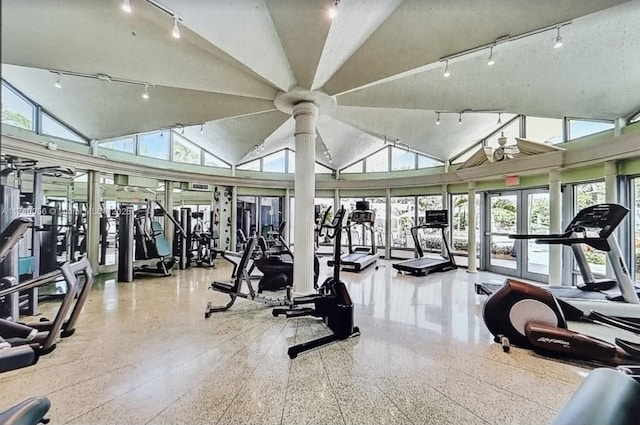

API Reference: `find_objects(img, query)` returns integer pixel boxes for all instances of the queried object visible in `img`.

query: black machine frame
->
[393,209,457,276]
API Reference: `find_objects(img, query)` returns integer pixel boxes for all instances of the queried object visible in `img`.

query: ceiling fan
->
[483,132,520,162]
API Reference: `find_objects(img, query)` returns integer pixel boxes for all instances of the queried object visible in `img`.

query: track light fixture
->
[121,0,132,13]
[436,112,441,125]
[329,0,340,19]
[458,113,463,125]
[497,113,502,125]
[487,46,495,66]
[439,21,571,72]
[200,124,204,134]
[142,84,150,100]
[54,73,62,89]
[172,17,181,39]
[553,27,563,49]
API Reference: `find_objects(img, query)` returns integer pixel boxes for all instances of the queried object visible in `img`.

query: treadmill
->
[476,203,640,318]
[393,209,457,276]
[328,201,377,272]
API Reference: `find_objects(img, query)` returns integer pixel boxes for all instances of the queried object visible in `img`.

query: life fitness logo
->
[537,337,570,347]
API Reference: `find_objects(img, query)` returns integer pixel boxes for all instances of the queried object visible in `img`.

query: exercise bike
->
[272,206,360,359]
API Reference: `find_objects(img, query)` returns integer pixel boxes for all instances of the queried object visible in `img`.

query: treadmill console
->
[350,210,375,224]
[570,204,628,238]
[425,209,448,227]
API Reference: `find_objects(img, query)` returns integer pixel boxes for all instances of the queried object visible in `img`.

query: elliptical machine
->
[273,206,360,359]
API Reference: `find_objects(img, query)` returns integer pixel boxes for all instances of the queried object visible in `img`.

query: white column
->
[293,102,318,294]
[604,161,618,278]
[385,187,392,260]
[164,180,174,247]
[86,170,101,272]
[467,181,477,273]
[549,169,563,285]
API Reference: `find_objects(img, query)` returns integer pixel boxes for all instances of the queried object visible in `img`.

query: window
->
[391,147,415,171]
[486,119,520,148]
[237,159,260,171]
[526,116,563,144]
[287,150,295,173]
[416,195,444,254]
[366,148,389,173]
[204,152,229,168]
[574,181,606,277]
[390,197,415,249]
[341,160,363,174]
[173,132,201,164]
[417,154,442,169]
[567,119,614,140]
[100,137,135,154]
[41,113,85,143]
[139,131,169,160]
[1,82,34,130]
[262,151,286,173]
[364,197,386,248]
[259,197,283,238]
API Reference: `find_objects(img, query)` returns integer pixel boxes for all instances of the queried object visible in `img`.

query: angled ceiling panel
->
[265,0,334,89]
[323,0,629,95]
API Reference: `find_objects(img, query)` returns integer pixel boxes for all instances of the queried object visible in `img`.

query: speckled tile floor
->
[0,260,592,425]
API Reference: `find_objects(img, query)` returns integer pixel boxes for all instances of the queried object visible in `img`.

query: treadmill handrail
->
[0,217,32,263]
[0,257,91,298]
[509,231,572,240]
[535,237,611,252]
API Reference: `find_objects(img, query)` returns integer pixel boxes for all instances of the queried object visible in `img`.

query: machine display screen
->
[351,210,375,224]
[425,209,448,226]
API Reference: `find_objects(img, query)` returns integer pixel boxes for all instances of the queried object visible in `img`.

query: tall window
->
[259,197,283,238]
[450,194,470,259]
[567,119,614,140]
[139,131,169,160]
[101,137,135,154]
[365,149,389,173]
[390,197,415,249]
[526,116,563,144]
[41,113,85,143]
[173,132,201,164]
[414,195,443,254]
[340,198,364,246]
[574,181,606,277]
[364,197,386,248]
[391,147,415,171]
[1,82,34,130]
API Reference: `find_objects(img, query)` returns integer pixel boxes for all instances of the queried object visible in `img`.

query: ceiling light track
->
[438,20,571,66]
[48,69,153,88]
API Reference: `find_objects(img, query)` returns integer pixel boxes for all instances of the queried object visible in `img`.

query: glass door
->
[484,189,550,282]
[485,193,519,275]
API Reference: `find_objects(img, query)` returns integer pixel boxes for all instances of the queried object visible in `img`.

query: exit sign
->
[505,175,520,186]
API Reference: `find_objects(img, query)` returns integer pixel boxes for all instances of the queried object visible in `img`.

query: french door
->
[484,189,550,282]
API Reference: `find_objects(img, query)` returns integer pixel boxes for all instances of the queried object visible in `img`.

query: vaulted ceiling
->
[2,0,639,169]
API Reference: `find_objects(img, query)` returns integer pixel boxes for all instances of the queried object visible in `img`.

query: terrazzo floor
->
[0,259,594,425]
